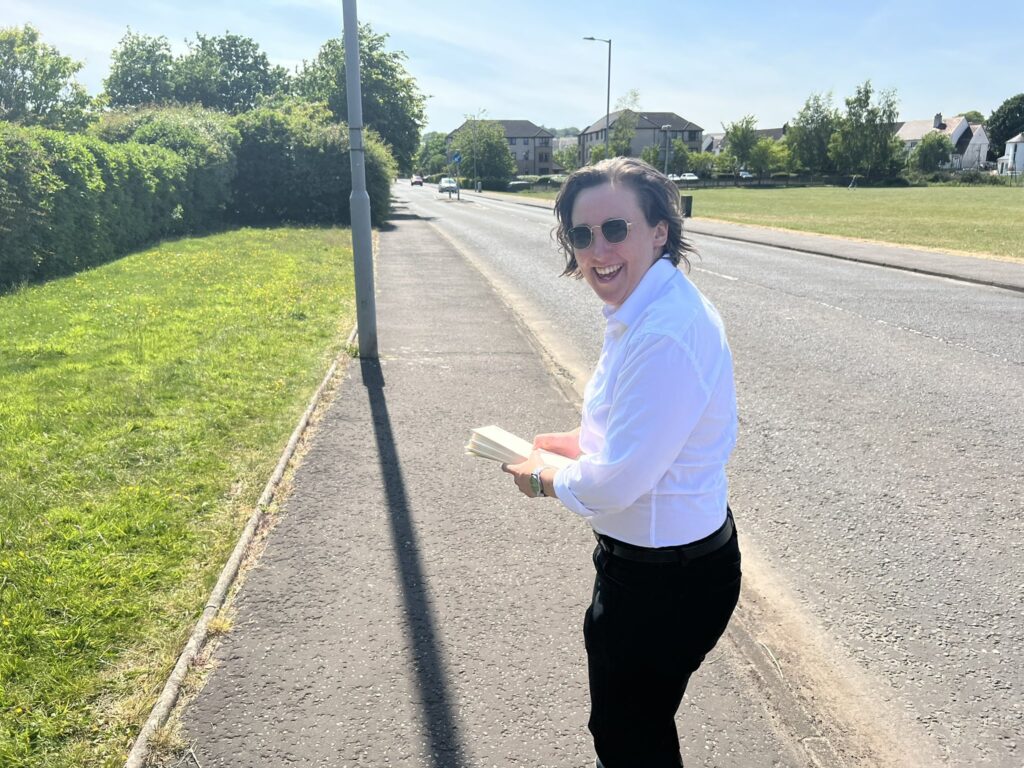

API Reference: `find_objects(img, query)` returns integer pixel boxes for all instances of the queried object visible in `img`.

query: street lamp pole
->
[583,36,611,157]
[662,124,672,174]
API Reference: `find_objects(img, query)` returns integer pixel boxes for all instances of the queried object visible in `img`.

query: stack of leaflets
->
[465,425,574,469]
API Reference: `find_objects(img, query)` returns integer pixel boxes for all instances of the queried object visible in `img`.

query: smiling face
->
[570,182,668,308]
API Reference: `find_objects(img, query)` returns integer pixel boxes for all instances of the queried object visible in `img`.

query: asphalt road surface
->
[395,182,1023,767]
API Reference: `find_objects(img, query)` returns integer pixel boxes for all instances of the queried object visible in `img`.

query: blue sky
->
[7,0,1022,135]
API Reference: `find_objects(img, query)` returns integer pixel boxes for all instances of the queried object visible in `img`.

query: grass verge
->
[688,186,1023,261]
[0,227,355,767]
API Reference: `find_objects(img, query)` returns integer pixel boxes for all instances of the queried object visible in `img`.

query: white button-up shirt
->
[553,257,737,547]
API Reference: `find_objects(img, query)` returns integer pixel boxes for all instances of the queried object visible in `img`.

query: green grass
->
[691,186,1023,261]
[505,184,1023,261]
[0,227,355,767]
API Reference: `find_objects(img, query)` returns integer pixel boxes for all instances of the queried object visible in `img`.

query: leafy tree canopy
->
[554,144,580,173]
[827,80,903,180]
[105,29,175,107]
[0,24,91,130]
[986,93,1024,160]
[293,24,425,173]
[722,115,758,167]
[787,92,838,174]
[960,109,985,123]
[610,89,641,157]
[173,32,288,114]
[449,119,515,184]
[910,131,954,172]
[415,131,448,175]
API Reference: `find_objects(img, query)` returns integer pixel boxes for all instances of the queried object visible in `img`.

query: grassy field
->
[0,228,355,767]
[513,184,1023,261]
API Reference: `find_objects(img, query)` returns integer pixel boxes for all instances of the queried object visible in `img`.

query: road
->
[393,182,1024,767]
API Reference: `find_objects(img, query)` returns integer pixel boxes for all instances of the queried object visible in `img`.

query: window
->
[509,137,516,145]
[540,137,550,146]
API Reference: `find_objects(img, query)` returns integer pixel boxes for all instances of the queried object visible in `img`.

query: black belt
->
[595,511,734,564]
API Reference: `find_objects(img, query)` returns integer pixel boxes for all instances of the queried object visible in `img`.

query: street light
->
[662,124,672,174]
[583,36,611,159]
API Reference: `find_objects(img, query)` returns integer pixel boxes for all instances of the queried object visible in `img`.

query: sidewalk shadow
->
[360,358,469,768]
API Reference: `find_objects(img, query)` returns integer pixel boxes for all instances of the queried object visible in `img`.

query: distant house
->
[447,119,555,175]
[578,110,703,164]
[894,113,989,169]
[703,125,787,156]
[997,133,1024,176]
[702,132,725,154]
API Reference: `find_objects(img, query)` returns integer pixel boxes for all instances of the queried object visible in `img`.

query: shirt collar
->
[603,255,676,330]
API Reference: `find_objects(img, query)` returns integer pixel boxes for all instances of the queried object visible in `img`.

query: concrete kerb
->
[123,327,359,768]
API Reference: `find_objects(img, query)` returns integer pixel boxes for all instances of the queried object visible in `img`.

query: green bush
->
[91,107,239,232]
[231,100,395,226]
[0,124,188,288]
[507,181,532,192]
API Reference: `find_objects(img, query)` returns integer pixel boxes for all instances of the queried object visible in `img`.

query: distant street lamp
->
[583,36,611,159]
[662,124,672,174]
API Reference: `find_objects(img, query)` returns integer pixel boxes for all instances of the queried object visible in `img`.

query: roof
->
[447,119,553,140]
[581,110,703,135]
[754,125,788,141]
[896,115,966,142]
[1007,132,1024,144]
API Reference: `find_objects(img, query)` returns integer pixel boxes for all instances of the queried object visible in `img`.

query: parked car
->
[438,177,458,193]
[738,170,753,180]
[678,172,700,184]
[411,175,424,186]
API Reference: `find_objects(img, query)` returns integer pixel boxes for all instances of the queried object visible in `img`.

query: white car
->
[738,170,754,179]
[438,177,458,193]
[678,173,700,183]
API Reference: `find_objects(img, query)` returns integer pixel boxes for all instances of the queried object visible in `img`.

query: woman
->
[502,157,741,767]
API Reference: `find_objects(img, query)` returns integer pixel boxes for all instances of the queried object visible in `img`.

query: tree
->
[787,91,839,174]
[909,131,954,172]
[986,93,1024,161]
[293,25,425,173]
[640,144,660,167]
[610,89,641,157]
[714,152,738,177]
[722,115,758,170]
[667,139,690,175]
[587,143,610,164]
[689,152,715,178]
[104,29,175,107]
[415,131,448,175]
[449,119,515,188]
[173,32,288,114]
[827,80,903,180]
[0,24,91,130]
[960,109,985,124]
[748,137,789,180]
[553,144,580,173]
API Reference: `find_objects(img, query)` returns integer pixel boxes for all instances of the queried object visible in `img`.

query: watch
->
[530,466,548,497]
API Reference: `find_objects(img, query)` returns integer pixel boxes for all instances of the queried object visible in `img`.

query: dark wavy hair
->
[553,156,693,277]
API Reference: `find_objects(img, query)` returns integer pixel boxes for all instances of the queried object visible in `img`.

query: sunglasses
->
[567,218,632,250]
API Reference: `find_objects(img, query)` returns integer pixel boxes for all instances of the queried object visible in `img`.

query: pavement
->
[175,192,1024,767]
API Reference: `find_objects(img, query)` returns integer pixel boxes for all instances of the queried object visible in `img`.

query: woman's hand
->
[533,428,581,459]
[501,451,547,497]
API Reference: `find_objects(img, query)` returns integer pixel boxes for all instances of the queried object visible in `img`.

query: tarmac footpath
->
[179,205,811,767]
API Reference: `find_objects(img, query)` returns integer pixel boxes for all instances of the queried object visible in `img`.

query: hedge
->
[2,102,397,289]
[231,101,395,227]
[1,123,188,287]
[91,107,240,232]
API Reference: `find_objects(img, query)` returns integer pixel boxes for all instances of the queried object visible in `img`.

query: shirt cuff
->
[552,466,594,518]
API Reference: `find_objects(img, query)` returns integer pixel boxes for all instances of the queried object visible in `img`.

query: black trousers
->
[584,524,741,768]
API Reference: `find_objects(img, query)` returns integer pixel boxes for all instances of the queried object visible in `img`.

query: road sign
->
[452,151,462,165]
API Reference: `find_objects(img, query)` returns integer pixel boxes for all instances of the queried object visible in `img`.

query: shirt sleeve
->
[553,332,715,517]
